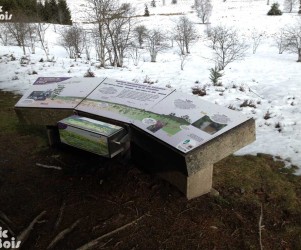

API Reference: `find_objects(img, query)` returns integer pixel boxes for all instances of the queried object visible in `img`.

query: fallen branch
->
[54,201,66,230]
[47,219,81,249]
[17,211,46,247]
[76,215,145,250]
[36,163,62,170]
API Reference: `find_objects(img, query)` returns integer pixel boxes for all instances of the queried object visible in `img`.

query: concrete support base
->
[158,165,213,200]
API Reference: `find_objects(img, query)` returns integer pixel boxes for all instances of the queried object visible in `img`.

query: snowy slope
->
[0,0,300,172]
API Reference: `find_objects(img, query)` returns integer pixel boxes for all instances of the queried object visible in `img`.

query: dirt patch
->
[0,91,301,249]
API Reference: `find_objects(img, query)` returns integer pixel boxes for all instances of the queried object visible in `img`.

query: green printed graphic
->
[62,116,121,136]
[60,129,109,156]
[85,99,190,136]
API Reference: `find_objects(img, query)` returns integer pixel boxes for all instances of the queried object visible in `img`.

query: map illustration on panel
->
[15,77,106,109]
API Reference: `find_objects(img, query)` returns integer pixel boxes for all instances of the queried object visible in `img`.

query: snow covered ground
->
[0,0,300,172]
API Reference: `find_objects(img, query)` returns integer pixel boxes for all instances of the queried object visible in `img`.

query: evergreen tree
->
[267,3,282,15]
[0,0,73,23]
[151,0,156,7]
[58,0,72,25]
[36,1,44,20]
[49,0,59,23]
[144,4,150,16]
[44,0,51,22]
[0,0,19,14]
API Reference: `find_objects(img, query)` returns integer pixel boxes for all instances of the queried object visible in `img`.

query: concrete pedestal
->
[131,118,255,199]
[158,165,213,199]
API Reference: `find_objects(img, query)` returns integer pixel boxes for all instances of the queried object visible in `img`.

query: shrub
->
[192,86,206,96]
[209,66,223,86]
[143,75,154,84]
[144,4,150,16]
[267,3,282,15]
[240,100,256,108]
[84,68,95,77]
[12,75,19,80]
[264,111,272,120]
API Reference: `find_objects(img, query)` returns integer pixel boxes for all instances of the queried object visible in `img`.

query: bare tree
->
[283,21,301,62]
[87,0,135,67]
[104,3,135,67]
[284,0,298,12]
[84,31,93,61]
[0,24,10,46]
[173,16,198,54]
[27,24,38,54]
[206,25,249,70]
[87,0,112,67]
[133,25,148,48]
[273,28,287,54]
[5,13,31,55]
[58,25,87,59]
[35,22,51,60]
[195,0,213,24]
[145,29,169,62]
[128,44,141,66]
[178,51,189,70]
[251,29,265,54]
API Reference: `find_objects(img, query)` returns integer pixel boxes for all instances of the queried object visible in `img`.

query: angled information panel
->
[15,77,251,154]
[33,77,71,85]
[15,77,106,109]
[76,78,175,123]
[133,91,251,153]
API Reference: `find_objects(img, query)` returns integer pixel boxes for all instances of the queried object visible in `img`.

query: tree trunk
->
[185,43,189,54]
[22,43,26,55]
[297,48,301,62]
[151,53,157,62]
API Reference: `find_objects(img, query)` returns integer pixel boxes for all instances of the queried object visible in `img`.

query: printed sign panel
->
[33,77,71,85]
[15,77,106,109]
[76,78,174,123]
[16,77,251,154]
[132,91,251,153]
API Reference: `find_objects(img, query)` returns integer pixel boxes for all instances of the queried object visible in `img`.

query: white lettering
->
[0,6,3,12]
[0,227,8,238]
[3,241,11,248]
[0,12,13,21]
[0,229,21,249]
